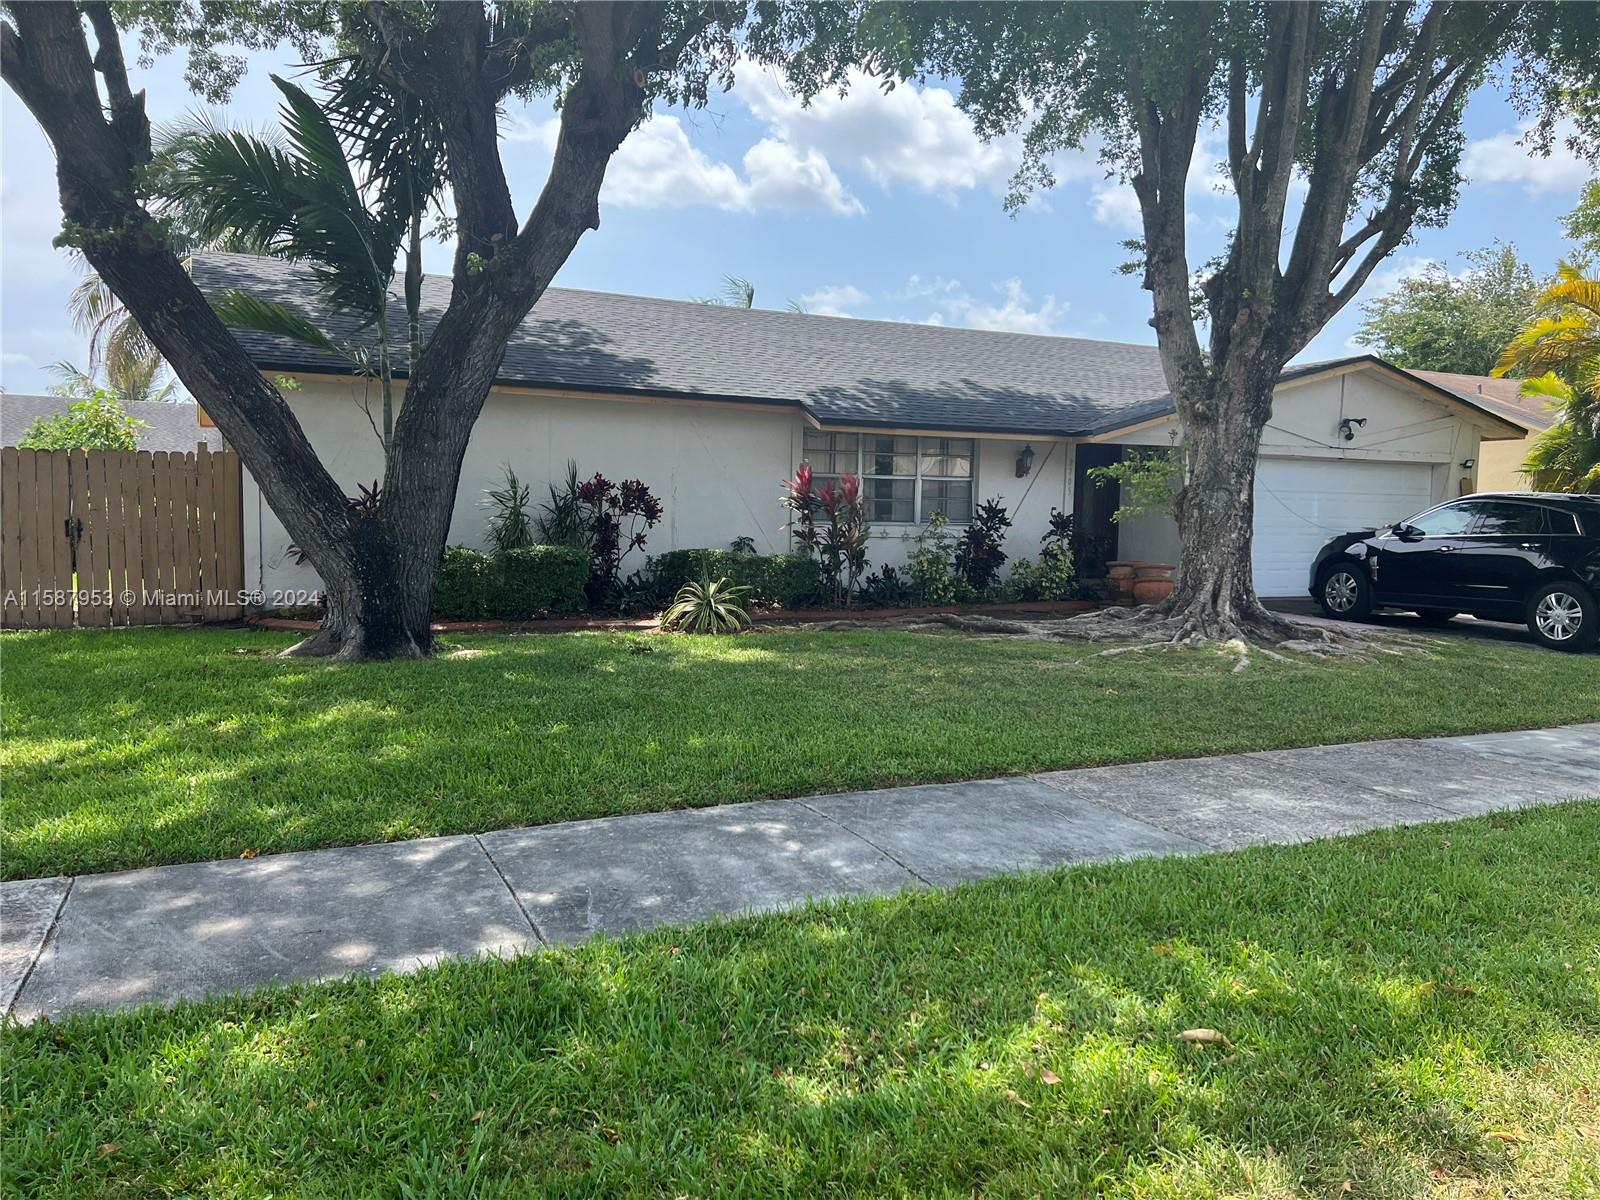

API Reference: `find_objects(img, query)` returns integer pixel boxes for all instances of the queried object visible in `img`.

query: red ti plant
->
[782,464,871,605]
[780,463,821,558]
[576,472,664,604]
[817,470,871,606]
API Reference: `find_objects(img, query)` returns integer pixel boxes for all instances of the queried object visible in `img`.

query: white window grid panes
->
[799,431,981,525]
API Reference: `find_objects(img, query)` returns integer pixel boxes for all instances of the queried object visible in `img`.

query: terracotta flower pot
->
[1106,562,1138,605]
[1131,563,1175,605]
[1132,577,1173,604]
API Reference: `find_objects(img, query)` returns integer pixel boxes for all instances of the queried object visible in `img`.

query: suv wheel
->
[1316,563,1372,621]
[1526,581,1598,652]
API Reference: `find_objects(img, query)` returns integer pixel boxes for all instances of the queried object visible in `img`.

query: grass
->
[4,625,1599,880]
[5,803,1598,1198]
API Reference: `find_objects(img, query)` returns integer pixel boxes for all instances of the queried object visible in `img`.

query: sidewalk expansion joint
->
[473,835,548,947]
[8,875,74,1020]
[791,799,935,889]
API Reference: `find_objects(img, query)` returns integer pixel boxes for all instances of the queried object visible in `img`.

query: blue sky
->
[2,43,1594,396]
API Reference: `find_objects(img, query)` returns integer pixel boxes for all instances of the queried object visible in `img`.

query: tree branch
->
[2,1,357,576]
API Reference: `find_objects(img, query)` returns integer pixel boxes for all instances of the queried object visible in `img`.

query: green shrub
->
[19,391,146,451]
[908,513,958,606]
[486,546,590,618]
[1005,544,1078,602]
[649,549,821,610]
[435,545,590,619]
[435,547,491,619]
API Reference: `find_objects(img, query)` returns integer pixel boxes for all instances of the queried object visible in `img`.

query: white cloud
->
[1087,128,1234,234]
[1364,254,1442,298]
[737,137,863,216]
[896,275,1071,335]
[800,283,869,316]
[735,65,1021,202]
[503,110,861,216]
[1091,182,1143,232]
[1463,119,1591,192]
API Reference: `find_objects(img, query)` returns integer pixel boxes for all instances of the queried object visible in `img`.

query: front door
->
[1072,443,1122,577]
[1372,499,1487,605]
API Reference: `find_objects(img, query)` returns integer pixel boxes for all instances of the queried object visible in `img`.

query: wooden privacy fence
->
[1,446,244,629]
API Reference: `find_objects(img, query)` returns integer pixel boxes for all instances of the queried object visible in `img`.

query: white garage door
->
[1252,458,1435,596]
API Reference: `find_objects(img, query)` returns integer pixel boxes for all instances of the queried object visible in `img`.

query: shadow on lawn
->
[2,627,1592,881]
[6,806,1599,1197]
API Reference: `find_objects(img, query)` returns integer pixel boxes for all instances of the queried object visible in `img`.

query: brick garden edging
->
[250,599,1098,636]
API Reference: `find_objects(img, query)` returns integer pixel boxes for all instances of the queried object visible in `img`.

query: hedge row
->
[435,545,590,619]
[648,549,821,610]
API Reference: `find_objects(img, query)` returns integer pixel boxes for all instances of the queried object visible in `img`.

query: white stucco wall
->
[1112,368,1491,567]
[242,364,1503,605]
[242,377,1074,601]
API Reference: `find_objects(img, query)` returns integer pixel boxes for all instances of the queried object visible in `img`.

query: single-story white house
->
[188,252,1526,602]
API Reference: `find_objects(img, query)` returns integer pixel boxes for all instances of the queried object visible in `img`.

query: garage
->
[1252,457,1436,596]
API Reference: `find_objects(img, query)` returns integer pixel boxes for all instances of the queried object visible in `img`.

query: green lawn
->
[4,626,1599,880]
[5,804,1598,1198]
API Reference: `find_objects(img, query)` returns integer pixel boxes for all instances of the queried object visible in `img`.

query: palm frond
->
[174,82,396,323]
[1519,372,1575,404]
[211,290,342,356]
[108,354,176,404]
[721,275,757,308]
[268,75,399,319]
[321,61,448,234]
[1494,262,1600,381]
[46,361,97,398]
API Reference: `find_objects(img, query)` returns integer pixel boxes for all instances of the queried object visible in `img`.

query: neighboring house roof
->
[185,252,1524,440]
[1411,369,1556,432]
[0,393,219,452]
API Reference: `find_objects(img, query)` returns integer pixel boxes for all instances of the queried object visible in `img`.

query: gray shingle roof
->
[189,252,1177,437]
[187,254,1526,440]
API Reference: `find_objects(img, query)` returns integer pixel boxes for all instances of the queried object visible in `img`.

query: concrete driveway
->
[1267,597,1543,648]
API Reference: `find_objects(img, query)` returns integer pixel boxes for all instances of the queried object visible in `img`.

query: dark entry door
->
[1073,443,1122,576]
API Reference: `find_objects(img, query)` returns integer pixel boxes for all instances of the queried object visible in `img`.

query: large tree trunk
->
[4,1,660,661]
[1161,371,1295,643]
[282,515,433,660]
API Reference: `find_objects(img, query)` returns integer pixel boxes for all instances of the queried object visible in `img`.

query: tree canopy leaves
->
[1354,245,1542,375]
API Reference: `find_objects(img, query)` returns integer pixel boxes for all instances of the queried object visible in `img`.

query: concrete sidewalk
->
[5,724,1596,1022]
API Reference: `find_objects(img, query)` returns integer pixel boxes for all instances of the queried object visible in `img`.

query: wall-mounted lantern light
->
[1460,457,1476,469]
[1338,417,1368,441]
[1015,443,1035,478]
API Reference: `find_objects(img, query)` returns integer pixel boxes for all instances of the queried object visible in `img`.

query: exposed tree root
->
[279,622,430,661]
[759,604,1435,668]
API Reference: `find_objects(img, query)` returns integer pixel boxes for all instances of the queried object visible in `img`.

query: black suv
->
[1309,493,1600,652]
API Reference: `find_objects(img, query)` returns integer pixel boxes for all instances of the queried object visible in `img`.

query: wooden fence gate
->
[0,446,244,629]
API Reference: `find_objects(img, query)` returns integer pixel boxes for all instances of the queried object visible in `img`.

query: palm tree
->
[1494,264,1600,494]
[67,271,165,392]
[48,358,176,405]
[693,274,805,312]
[174,74,445,448]
[1516,371,1600,493]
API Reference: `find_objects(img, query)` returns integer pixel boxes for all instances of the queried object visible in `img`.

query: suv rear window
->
[1473,502,1547,536]
[1544,508,1582,535]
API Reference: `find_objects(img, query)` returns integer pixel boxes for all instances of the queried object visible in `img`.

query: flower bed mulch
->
[249,599,1098,636]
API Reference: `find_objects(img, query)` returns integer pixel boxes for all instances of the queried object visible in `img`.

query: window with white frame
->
[801,430,977,524]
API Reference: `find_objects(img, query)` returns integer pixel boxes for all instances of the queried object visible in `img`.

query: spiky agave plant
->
[662,576,753,634]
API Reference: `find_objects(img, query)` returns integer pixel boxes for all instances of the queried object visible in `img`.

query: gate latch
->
[64,517,83,544]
